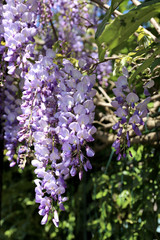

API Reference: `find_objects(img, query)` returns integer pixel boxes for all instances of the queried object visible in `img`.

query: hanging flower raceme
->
[111,67,154,160]
[2,0,39,166]
[2,0,39,76]
[17,49,96,226]
[3,75,22,167]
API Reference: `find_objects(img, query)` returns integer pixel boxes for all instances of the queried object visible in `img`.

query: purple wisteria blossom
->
[111,67,153,160]
[1,0,104,228]
[17,50,96,226]
[2,0,39,76]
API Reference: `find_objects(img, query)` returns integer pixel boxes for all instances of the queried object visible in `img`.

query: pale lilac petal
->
[122,66,129,77]
[144,80,154,88]
[136,97,151,111]
[116,108,127,117]
[126,92,139,103]
[115,76,128,88]
[86,146,95,157]
[129,114,141,124]
[54,210,59,223]
[52,218,59,227]
[111,100,120,109]
[78,114,90,126]
[113,88,125,97]
[69,122,81,132]
[41,214,48,225]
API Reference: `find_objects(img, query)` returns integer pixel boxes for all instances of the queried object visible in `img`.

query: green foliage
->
[1,145,160,239]
[96,0,160,59]
[87,145,160,239]
[129,44,160,83]
[95,0,124,40]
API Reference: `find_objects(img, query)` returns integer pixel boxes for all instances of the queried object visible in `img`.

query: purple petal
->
[113,88,125,97]
[123,153,126,158]
[136,97,150,111]
[144,88,150,96]
[117,127,123,137]
[86,160,92,169]
[129,114,141,124]
[117,153,121,161]
[129,151,133,157]
[112,139,120,149]
[116,108,127,118]
[41,214,48,225]
[52,218,59,227]
[70,166,76,177]
[144,80,154,89]
[121,116,127,124]
[127,140,130,147]
[126,92,139,103]
[111,100,120,109]
[132,124,142,136]
[126,131,129,141]
[86,146,95,157]
[59,203,65,211]
[112,122,119,130]
[79,171,83,180]
[115,76,128,88]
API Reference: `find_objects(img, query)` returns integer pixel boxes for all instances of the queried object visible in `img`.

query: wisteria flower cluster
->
[2,0,38,76]
[111,67,154,160]
[2,0,38,167]
[38,0,112,86]
[0,0,111,228]
[16,49,96,226]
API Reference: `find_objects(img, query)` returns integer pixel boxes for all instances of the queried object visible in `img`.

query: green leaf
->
[95,0,124,40]
[96,190,108,199]
[96,0,160,59]
[129,44,160,83]
[116,190,131,209]
[150,57,160,72]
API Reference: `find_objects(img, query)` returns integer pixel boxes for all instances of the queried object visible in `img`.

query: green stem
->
[105,149,115,174]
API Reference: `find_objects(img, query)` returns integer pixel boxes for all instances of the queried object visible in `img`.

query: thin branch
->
[90,0,122,16]
[94,121,113,129]
[151,93,160,101]
[96,116,160,132]
[97,101,112,107]
[150,18,160,35]
[95,130,160,146]
[90,0,107,10]
[90,56,121,72]
[50,20,58,42]
[98,86,112,103]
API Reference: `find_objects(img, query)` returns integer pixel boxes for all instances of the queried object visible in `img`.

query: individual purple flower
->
[112,139,120,151]
[117,127,123,137]
[126,92,139,108]
[86,146,95,157]
[115,107,127,118]
[132,124,142,136]
[112,122,119,130]
[129,114,141,125]
[115,76,128,89]
[143,80,154,96]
